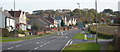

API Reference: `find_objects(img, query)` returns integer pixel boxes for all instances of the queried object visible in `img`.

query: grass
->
[73,33,95,40]
[85,31,90,33]
[62,42,102,52]
[0,33,55,42]
[106,42,114,52]
[0,37,12,39]
[107,43,114,50]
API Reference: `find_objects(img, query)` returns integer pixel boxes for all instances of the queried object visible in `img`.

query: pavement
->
[1,29,81,52]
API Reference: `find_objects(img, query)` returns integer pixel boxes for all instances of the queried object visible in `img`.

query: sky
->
[0,0,120,13]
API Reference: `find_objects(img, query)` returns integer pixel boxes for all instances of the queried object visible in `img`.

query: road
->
[2,29,81,52]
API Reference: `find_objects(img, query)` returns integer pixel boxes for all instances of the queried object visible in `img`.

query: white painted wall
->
[118,1,120,11]
[0,11,5,28]
[0,8,15,32]
[19,12,27,24]
[0,8,3,28]
[19,11,27,31]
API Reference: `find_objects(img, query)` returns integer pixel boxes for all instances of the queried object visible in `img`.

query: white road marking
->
[40,45,43,47]
[28,50,32,52]
[34,47,38,50]
[65,39,72,46]
[60,39,72,52]
[36,42,39,44]
[0,50,2,52]
[47,42,50,44]
[44,43,47,45]
[7,47,14,49]
[66,37,68,38]
[70,41,73,45]
[15,45,21,47]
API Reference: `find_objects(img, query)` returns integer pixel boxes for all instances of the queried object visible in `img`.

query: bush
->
[17,29,25,34]
[89,29,113,39]
[1,28,10,37]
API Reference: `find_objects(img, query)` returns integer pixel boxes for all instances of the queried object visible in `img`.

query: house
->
[54,16,63,27]
[63,16,77,26]
[0,8,15,32]
[32,10,44,15]
[45,14,55,28]
[62,9,71,13]
[8,10,27,31]
[26,14,52,35]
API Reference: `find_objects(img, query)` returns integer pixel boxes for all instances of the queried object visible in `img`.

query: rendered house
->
[54,16,62,27]
[63,16,77,26]
[8,10,27,31]
[0,8,15,32]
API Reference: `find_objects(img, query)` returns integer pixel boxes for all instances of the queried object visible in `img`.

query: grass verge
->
[62,42,101,52]
[72,33,95,40]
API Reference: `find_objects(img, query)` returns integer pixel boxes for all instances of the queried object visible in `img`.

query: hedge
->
[89,29,113,39]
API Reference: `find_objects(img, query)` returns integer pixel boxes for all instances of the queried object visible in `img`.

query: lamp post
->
[95,0,98,44]
[77,3,80,9]
[14,0,16,38]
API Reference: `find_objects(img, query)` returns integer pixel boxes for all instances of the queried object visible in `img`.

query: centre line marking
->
[16,45,21,47]
[40,45,43,47]
[36,42,39,44]
[66,37,68,38]
[44,43,47,45]
[34,47,38,50]
[8,47,14,49]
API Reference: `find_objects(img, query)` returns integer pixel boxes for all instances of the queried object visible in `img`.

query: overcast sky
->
[0,0,120,13]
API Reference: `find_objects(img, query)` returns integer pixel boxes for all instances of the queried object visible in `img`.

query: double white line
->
[60,39,73,52]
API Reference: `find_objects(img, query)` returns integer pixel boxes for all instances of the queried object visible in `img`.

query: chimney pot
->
[11,9,13,11]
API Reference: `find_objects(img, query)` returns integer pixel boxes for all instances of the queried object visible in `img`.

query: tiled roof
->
[2,11,13,18]
[8,11,21,17]
[26,14,52,28]
[46,16,54,24]
[54,16,62,20]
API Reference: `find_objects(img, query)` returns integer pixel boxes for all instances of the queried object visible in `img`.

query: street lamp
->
[77,3,80,9]
[95,0,98,44]
[14,0,16,38]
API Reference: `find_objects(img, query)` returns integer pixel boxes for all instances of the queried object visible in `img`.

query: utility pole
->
[77,3,80,9]
[14,0,16,38]
[95,0,98,44]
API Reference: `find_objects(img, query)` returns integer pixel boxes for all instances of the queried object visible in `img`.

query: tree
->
[103,9,113,14]
[89,13,95,23]
[31,22,39,35]
[52,11,61,16]
[72,9,81,16]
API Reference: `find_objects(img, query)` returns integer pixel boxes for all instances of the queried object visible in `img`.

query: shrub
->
[89,29,113,39]
[1,28,10,37]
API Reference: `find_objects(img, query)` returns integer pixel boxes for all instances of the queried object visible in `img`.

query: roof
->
[62,9,71,11]
[46,16,54,24]
[2,10,13,18]
[54,16,62,20]
[8,11,21,17]
[26,14,51,28]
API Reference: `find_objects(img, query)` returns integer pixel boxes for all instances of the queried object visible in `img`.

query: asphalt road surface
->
[2,29,81,52]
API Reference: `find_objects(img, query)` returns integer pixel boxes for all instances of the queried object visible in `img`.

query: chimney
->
[11,9,13,11]
[19,9,21,11]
